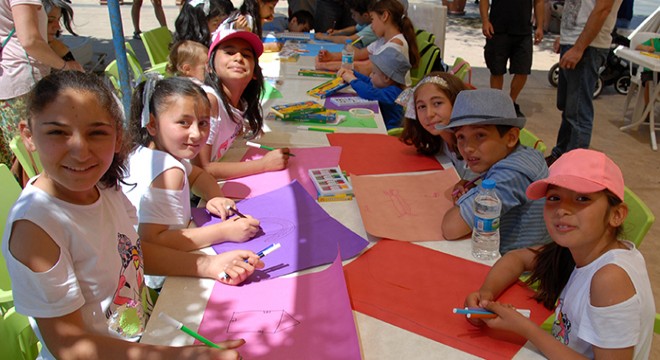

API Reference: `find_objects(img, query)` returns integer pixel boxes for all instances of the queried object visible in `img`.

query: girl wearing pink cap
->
[464,149,654,359]
[193,27,291,180]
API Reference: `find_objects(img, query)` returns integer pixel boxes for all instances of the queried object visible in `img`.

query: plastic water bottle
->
[341,39,354,70]
[471,179,501,260]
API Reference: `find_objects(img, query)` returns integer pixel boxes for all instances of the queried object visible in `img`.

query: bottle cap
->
[481,179,496,189]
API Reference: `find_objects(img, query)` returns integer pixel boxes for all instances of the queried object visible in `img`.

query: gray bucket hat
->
[435,88,526,130]
[370,47,411,86]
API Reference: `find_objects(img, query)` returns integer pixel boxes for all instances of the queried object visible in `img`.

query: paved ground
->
[68,0,659,356]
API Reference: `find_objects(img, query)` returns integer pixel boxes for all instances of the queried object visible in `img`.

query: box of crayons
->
[298,69,337,78]
[271,101,325,120]
[306,77,349,99]
[308,167,353,202]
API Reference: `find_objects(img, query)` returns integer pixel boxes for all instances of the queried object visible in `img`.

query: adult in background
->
[131,0,167,40]
[314,0,354,33]
[480,0,544,117]
[546,0,622,166]
[0,0,82,167]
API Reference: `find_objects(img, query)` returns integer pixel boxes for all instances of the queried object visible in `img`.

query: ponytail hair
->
[369,0,419,68]
[129,76,211,152]
[206,45,264,139]
[26,71,126,189]
[174,0,236,46]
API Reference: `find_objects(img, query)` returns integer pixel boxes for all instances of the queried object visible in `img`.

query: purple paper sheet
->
[323,93,381,113]
[197,253,361,359]
[191,181,368,282]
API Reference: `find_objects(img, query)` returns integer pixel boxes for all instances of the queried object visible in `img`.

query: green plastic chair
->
[140,26,172,70]
[104,44,145,96]
[519,128,547,154]
[0,164,22,312]
[415,28,436,46]
[622,186,654,248]
[410,43,440,86]
[655,313,660,334]
[1,307,41,360]
[449,57,472,86]
[9,136,42,179]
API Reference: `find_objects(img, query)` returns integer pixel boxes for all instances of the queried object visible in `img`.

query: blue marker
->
[219,243,281,280]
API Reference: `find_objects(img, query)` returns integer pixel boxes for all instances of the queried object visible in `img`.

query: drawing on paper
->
[383,189,414,217]
[226,310,301,334]
[256,217,296,242]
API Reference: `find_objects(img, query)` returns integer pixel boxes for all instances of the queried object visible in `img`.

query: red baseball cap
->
[208,28,264,59]
[526,149,625,201]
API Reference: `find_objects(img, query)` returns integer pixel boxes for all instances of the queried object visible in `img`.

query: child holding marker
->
[338,47,410,129]
[395,72,476,179]
[439,89,550,253]
[123,76,261,255]
[316,0,418,85]
[464,149,654,359]
[192,27,291,180]
[314,0,377,49]
[2,71,261,359]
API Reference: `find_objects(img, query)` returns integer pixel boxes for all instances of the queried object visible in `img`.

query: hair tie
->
[140,73,163,128]
[395,75,449,119]
[188,0,210,15]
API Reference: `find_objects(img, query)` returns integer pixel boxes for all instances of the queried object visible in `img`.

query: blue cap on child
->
[369,47,411,86]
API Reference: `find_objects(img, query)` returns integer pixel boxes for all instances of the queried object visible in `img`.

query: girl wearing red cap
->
[464,149,654,359]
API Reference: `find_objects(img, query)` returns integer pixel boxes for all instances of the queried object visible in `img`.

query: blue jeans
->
[551,45,608,158]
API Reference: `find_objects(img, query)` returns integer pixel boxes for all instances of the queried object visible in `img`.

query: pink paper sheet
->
[221,146,342,199]
[351,171,459,241]
[197,253,361,359]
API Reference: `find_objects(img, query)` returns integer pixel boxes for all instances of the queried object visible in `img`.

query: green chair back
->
[104,43,145,96]
[0,164,22,310]
[140,27,172,69]
[449,57,472,86]
[655,313,660,334]
[1,307,41,360]
[410,43,440,86]
[387,127,403,137]
[415,29,436,46]
[519,128,547,154]
[9,136,42,179]
[623,186,654,248]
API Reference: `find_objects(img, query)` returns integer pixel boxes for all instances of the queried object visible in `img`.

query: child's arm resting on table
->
[193,143,289,181]
[441,205,471,240]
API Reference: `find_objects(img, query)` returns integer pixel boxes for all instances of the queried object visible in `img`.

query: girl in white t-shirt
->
[316,0,418,85]
[124,76,262,252]
[464,149,654,359]
[3,71,260,359]
[192,27,292,180]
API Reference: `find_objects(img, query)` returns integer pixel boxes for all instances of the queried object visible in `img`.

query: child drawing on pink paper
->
[193,27,292,180]
[3,71,260,359]
[464,149,654,359]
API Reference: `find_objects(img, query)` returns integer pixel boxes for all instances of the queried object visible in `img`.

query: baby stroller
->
[547,30,632,99]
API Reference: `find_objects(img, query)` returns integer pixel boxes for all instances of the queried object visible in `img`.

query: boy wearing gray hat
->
[337,47,410,129]
[438,88,550,254]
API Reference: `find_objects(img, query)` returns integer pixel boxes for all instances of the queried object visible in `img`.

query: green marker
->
[297,126,335,133]
[159,312,223,349]
[246,141,296,156]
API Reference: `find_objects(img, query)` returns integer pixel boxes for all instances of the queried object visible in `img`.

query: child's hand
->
[326,28,337,35]
[317,49,332,62]
[464,291,494,327]
[234,15,250,31]
[212,250,265,285]
[451,180,473,203]
[636,44,655,52]
[315,33,329,41]
[337,68,356,83]
[180,339,246,359]
[259,148,290,172]
[224,216,261,242]
[206,197,235,220]
[481,300,533,336]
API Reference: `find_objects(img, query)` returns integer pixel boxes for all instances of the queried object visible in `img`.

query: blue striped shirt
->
[457,145,551,253]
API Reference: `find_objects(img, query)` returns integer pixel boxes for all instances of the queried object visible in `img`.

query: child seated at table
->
[439,88,550,253]
[314,0,377,49]
[338,47,409,129]
[316,0,418,85]
[3,71,260,359]
[192,27,292,180]
[395,72,476,179]
[263,9,314,33]
[464,149,654,359]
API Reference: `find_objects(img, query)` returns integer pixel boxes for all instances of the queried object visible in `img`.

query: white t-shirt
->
[367,33,411,86]
[206,94,244,162]
[0,0,50,100]
[122,146,192,230]
[552,241,654,359]
[559,0,623,49]
[1,181,150,359]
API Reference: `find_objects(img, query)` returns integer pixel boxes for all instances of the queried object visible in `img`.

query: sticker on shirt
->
[107,233,153,338]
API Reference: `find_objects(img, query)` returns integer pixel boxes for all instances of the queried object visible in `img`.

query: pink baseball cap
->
[208,28,264,59]
[526,149,625,201]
